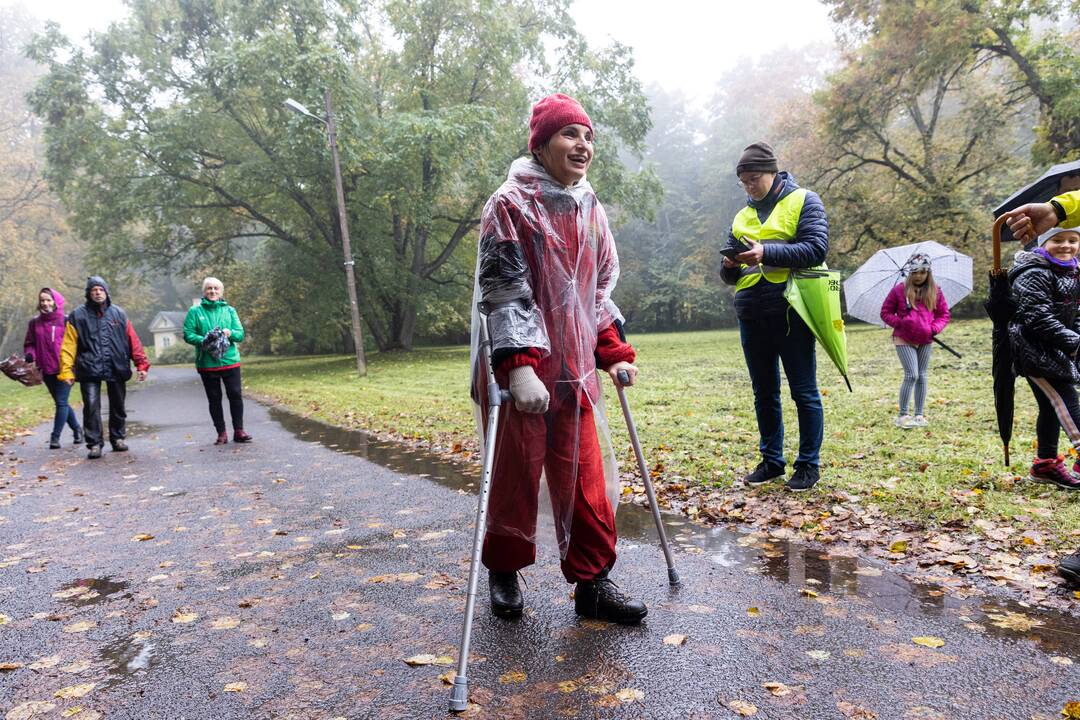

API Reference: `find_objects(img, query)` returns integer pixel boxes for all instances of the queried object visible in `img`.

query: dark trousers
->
[80,379,127,448]
[739,309,824,469]
[43,374,81,442]
[200,367,244,432]
[1027,376,1080,459]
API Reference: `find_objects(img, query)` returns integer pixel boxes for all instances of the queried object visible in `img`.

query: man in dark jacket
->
[720,142,829,492]
[59,276,150,459]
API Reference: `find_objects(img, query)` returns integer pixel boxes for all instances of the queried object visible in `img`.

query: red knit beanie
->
[528,93,593,154]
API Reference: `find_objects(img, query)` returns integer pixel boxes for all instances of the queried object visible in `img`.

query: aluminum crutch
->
[449,312,511,713]
[615,369,680,586]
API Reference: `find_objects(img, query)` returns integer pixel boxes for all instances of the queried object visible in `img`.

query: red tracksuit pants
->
[480,388,618,583]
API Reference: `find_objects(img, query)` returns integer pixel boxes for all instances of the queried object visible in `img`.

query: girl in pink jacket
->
[879,254,951,429]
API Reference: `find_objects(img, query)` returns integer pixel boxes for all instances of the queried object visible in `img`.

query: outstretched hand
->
[1004,202,1059,244]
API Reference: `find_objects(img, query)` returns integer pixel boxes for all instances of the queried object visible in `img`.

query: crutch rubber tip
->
[668,568,681,586]
[449,676,469,712]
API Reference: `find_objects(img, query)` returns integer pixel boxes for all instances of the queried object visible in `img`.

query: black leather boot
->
[488,570,523,619]
[87,445,102,460]
[575,569,647,625]
[111,439,128,452]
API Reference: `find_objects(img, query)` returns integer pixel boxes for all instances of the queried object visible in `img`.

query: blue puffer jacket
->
[720,172,829,320]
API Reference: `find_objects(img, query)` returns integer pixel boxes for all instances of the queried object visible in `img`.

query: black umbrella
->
[984,216,1014,465]
[993,159,1080,243]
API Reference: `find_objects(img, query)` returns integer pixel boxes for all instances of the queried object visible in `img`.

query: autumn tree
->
[0,5,84,355]
[28,0,659,352]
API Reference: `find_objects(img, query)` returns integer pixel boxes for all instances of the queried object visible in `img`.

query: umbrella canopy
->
[784,269,852,391]
[993,159,1080,244]
[842,241,973,327]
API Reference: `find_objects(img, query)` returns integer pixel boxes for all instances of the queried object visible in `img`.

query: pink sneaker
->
[1030,457,1080,491]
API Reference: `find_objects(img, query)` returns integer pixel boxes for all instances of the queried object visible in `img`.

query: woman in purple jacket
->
[24,288,83,449]
[880,254,950,429]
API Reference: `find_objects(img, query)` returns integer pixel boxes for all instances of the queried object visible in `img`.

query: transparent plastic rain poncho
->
[469,157,624,558]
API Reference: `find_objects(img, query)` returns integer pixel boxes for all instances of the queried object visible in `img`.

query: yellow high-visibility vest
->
[1053,190,1080,229]
[732,188,807,292]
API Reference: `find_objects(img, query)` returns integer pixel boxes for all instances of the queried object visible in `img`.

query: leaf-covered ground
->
[0,382,58,444]
[240,319,1080,611]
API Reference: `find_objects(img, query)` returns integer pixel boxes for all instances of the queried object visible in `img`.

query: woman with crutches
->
[470,93,646,625]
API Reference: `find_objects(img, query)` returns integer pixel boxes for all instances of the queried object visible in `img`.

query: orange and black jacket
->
[59,294,150,383]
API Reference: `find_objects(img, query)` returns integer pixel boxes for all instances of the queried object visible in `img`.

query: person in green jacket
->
[183,277,251,445]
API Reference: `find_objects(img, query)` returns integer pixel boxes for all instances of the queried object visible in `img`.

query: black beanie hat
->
[736,141,779,175]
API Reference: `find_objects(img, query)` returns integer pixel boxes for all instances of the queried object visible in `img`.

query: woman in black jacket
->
[1009,227,1080,490]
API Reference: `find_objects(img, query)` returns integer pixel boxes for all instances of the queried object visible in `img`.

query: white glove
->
[508,365,549,414]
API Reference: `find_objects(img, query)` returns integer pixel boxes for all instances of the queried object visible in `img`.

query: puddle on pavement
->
[98,632,159,687]
[56,576,132,606]
[270,408,1080,660]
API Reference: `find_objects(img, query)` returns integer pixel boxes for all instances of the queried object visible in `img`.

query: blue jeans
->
[42,374,81,442]
[738,310,823,469]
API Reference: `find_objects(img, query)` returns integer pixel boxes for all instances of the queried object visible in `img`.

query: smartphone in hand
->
[719,238,754,261]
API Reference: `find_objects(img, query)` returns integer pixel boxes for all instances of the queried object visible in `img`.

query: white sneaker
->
[912,415,928,427]
[895,414,915,429]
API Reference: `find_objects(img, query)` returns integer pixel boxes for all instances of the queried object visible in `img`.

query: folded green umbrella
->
[784,268,852,391]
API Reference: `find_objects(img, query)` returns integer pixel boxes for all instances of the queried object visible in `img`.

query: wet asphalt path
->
[1,367,1078,720]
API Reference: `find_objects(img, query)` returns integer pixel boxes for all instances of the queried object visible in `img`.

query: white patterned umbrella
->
[843,241,973,327]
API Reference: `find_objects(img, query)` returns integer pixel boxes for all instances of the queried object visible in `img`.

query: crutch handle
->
[617,369,630,385]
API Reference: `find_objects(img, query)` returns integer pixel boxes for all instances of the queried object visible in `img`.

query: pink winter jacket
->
[880,283,950,346]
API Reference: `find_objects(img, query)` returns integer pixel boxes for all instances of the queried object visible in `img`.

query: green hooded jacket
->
[183,298,245,370]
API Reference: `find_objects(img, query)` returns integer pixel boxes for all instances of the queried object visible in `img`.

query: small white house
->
[149,311,189,354]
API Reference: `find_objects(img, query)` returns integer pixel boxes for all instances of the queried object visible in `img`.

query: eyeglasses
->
[736,174,766,189]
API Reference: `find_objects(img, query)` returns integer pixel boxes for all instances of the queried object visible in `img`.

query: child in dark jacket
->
[880,254,950,429]
[1008,227,1080,491]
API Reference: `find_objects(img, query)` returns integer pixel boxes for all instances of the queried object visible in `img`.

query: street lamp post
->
[284,91,367,377]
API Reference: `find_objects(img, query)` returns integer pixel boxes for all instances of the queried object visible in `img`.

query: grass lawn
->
[241,317,1080,548]
[0,381,57,443]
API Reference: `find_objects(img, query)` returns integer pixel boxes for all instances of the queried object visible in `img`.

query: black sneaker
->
[72,428,83,445]
[574,570,647,625]
[111,439,128,452]
[87,445,102,460]
[742,461,785,487]
[49,439,61,450]
[488,571,523,619]
[1060,551,1080,586]
[786,464,820,492]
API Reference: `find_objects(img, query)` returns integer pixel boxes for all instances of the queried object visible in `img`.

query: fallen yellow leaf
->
[27,655,61,670]
[355,623,374,632]
[726,699,758,716]
[806,650,831,661]
[615,688,644,703]
[171,609,198,624]
[54,683,95,699]
[986,611,1043,632]
[5,701,57,720]
[210,617,240,630]
[662,634,688,646]
[499,670,527,684]
[912,636,945,648]
[438,670,457,685]
[747,607,760,617]
[223,682,247,693]
[763,681,792,697]
[0,661,23,671]
[888,540,908,553]
[1051,656,1073,666]
[1063,701,1080,719]
[799,588,819,599]
[0,613,11,626]
[558,680,578,693]
[131,534,154,542]
[62,621,96,634]
[402,654,453,667]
